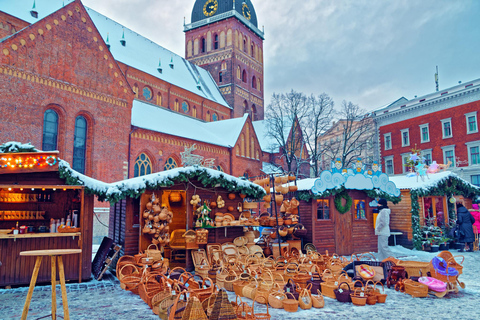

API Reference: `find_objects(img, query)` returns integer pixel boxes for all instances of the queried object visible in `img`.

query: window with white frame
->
[401,153,410,173]
[472,175,480,187]
[465,111,478,134]
[384,156,394,175]
[421,149,432,166]
[401,129,410,147]
[465,140,480,166]
[441,145,455,167]
[384,133,392,150]
[419,124,430,143]
[441,118,452,139]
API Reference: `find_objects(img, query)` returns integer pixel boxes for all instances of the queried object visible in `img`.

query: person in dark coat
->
[456,201,475,252]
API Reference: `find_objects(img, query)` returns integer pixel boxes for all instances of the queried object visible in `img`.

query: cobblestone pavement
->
[1,247,479,320]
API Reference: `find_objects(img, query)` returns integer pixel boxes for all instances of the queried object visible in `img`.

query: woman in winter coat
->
[375,199,394,260]
[470,203,480,234]
[456,201,475,252]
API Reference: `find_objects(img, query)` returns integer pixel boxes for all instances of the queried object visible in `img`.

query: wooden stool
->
[20,249,82,320]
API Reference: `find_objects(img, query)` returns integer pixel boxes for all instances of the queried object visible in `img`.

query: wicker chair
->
[169,229,187,261]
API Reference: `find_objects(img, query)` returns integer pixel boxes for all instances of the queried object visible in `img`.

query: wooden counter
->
[0,232,81,239]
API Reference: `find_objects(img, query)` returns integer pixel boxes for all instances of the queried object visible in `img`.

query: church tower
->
[185,0,265,120]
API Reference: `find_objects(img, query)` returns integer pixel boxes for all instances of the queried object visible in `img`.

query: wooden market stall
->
[107,166,265,271]
[388,171,480,249]
[293,165,402,256]
[0,150,98,286]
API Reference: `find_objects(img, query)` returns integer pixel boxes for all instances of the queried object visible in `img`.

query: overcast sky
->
[82,0,480,111]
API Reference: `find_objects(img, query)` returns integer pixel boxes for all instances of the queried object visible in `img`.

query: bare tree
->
[302,93,335,177]
[323,100,374,169]
[265,90,310,175]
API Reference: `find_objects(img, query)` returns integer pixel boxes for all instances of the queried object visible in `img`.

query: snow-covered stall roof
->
[132,100,247,147]
[389,171,480,192]
[0,0,230,109]
[104,165,265,203]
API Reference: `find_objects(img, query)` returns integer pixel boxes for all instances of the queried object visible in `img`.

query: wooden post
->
[51,255,57,320]
[58,256,70,320]
[21,256,43,320]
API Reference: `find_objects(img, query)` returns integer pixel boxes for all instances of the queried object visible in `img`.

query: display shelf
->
[0,232,81,239]
[0,210,46,220]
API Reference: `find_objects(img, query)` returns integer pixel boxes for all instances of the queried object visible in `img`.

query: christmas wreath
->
[334,191,352,214]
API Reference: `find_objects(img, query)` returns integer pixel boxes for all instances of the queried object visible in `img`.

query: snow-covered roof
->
[0,0,230,109]
[58,159,111,194]
[106,165,265,202]
[388,171,480,192]
[252,117,293,153]
[132,100,247,147]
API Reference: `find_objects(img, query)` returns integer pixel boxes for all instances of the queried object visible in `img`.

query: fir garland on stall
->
[334,190,353,214]
[297,187,401,204]
[410,175,480,250]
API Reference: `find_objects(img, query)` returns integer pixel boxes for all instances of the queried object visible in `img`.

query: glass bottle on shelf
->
[13,221,19,235]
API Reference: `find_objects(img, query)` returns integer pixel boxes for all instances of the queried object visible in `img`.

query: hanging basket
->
[243,200,258,210]
[183,230,198,249]
[169,192,182,203]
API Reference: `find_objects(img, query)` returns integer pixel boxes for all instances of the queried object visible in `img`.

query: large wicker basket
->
[404,279,428,298]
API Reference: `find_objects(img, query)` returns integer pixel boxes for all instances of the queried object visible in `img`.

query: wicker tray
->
[404,279,428,298]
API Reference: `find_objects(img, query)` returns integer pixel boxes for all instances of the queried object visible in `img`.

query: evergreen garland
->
[410,175,480,249]
[297,188,401,204]
[334,190,353,214]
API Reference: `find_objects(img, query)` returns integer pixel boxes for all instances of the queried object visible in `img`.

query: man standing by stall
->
[376,199,394,261]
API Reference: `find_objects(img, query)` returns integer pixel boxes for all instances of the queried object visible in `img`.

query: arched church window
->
[42,109,58,151]
[72,116,87,174]
[164,157,178,171]
[134,153,152,177]
[214,34,219,50]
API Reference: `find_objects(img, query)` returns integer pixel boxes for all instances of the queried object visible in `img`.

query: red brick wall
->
[185,17,264,120]
[118,62,232,121]
[0,1,133,183]
[0,11,29,39]
[379,100,480,174]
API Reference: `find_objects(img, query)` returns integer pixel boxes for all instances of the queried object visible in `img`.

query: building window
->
[182,101,189,113]
[134,153,152,177]
[354,200,367,220]
[419,124,430,143]
[192,106,197,118]
[201,37,206,53]
[174,99,179,111]
[42,109,58,151]
[472,175,480,186]
[252,76,256,89]
[466,141,480,166]
[142,86,153,100]
[212,113,218,121]
[465,112,478,134]
[219,72,223,83]
[441,145,455,167]
[384,133,392,150]
[221,61,227,70]
[400,129,409,147]
[214,34,219,50]
[422,149,432,166]
[240,134,245,156]
[251,43,254,57]
[441,118,452,138]
[156,93,162,106]
[401,153,410,173]
[206,111,211,121]
[133,84,139,98]
[384,156,394,175]
[317,199,330,220]
[237,66,241,80]
[164,157,177,171]
[243,37,247,53]
[72,116,87,174]
[242,70,247,83]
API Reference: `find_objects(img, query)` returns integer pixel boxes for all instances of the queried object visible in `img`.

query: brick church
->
[0,0,308,221]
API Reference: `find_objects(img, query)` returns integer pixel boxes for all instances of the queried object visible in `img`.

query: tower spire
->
[435,66,439,92]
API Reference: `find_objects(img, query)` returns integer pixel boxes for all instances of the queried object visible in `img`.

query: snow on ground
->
[0,246,478,320]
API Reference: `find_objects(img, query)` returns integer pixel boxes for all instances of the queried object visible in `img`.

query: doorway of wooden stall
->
[334,199,353,255]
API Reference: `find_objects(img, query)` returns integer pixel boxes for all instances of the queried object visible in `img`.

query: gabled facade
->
[373,78,480,186]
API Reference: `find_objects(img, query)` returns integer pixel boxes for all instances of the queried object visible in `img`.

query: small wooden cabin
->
[0,151,99,286]
[107,166,265,271]
[388,171,480,248]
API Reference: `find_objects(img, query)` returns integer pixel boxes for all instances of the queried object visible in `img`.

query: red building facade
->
[374,80,480,186]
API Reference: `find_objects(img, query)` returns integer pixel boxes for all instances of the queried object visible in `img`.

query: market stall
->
[106,166,265,271]
[0,143,108,286]
[388,171,480,250]
[295,160,401,255]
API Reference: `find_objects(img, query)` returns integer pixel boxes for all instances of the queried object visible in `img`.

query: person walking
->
[375,199,394,261]
[470,203,480,234]
[457,201,475,252]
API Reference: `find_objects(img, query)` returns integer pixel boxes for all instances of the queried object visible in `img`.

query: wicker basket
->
[282,292,298,312]
[242,277,258,300]
[351,288,367,306]
[311,289,325,308]
[183,230,198,249]
[253,294,271,320]
[374,281,387,303]
[334,281,352,303]
[299,288,312,310]
[268,290,285,309]
[196,229,209,245]
[404,279,429,298]
[223,270,238,292]
[139,273,165,308]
